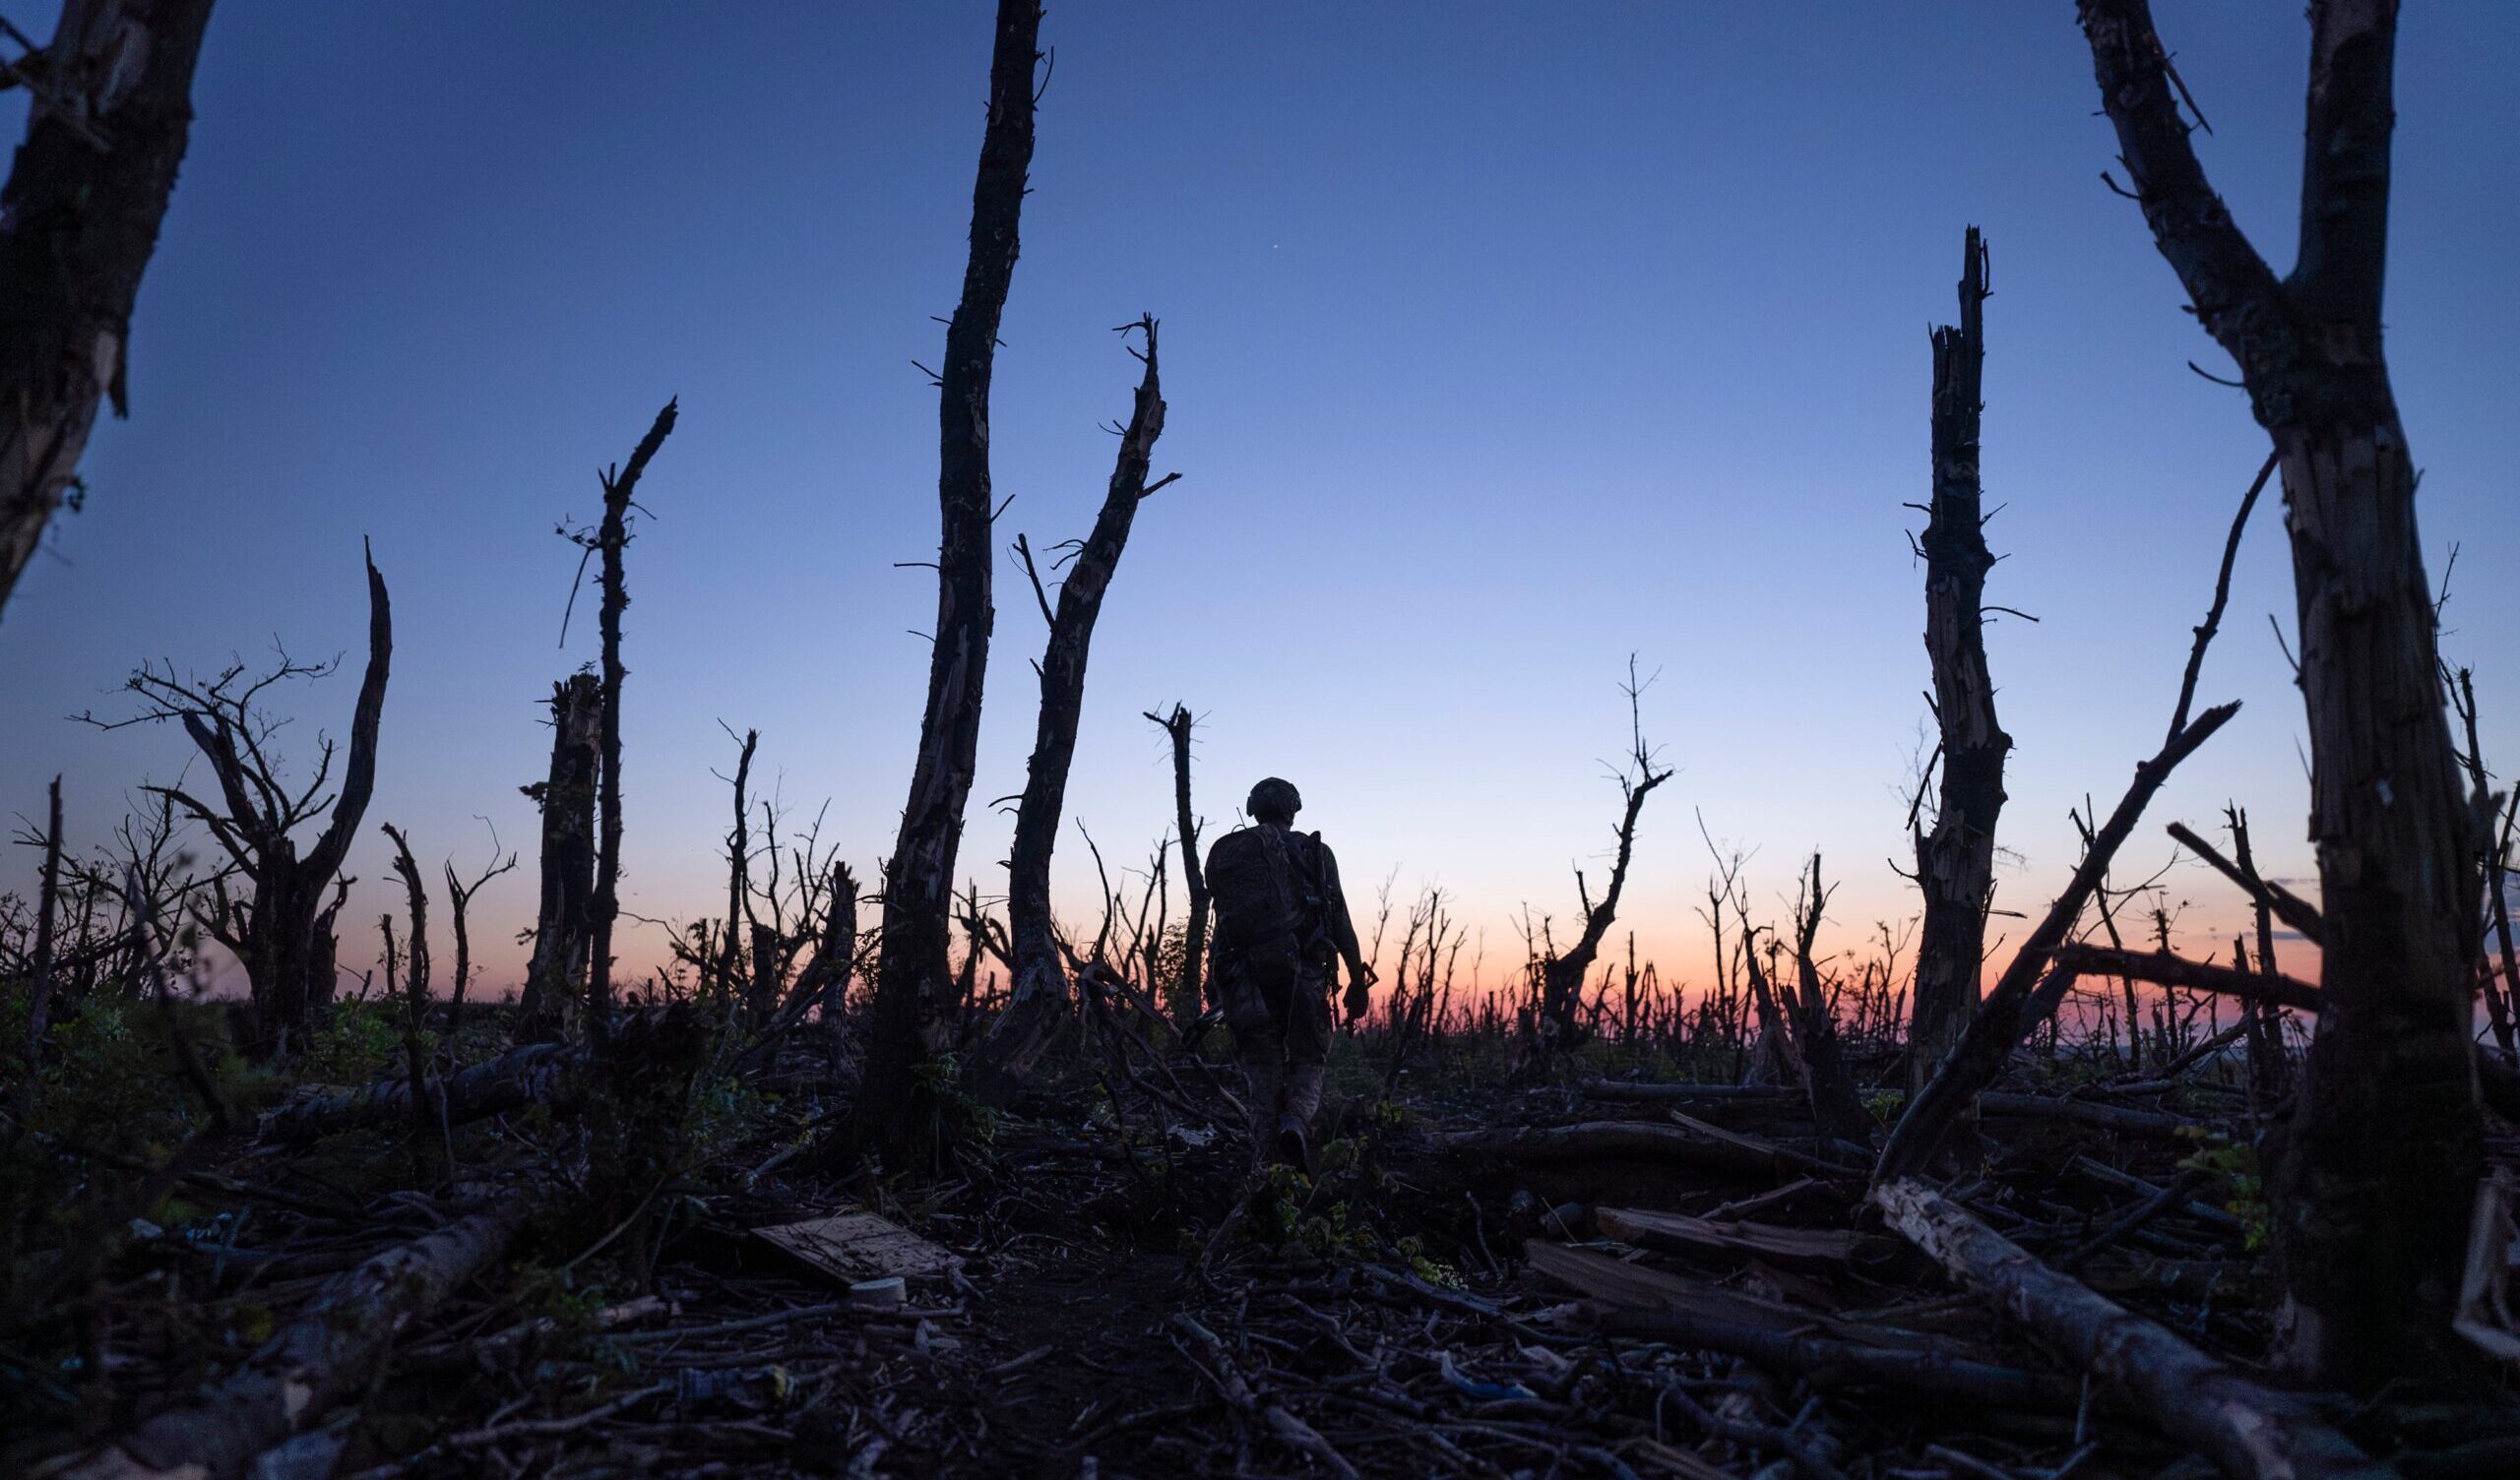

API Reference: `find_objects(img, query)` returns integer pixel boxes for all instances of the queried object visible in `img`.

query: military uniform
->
[1205,816,1362,1164]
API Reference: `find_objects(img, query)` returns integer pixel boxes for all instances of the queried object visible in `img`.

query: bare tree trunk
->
[1540,663,1670,1053]
[212,549,390,1055]
[1790,854,1874,1146]
[441,831,515,1041]
[2228,806,2294,1097]
[818,863,857,1069]
[1151,704,1210,1032]
[262,1041,580,1144]
[2452,670,2518,1056]
[15,777,64,1120]
[718,725,759,1018]
[2078,0,2483,1388]
[975,317,1173,1095]
[858,0,1040,1166]
[521,673,601,1031]
[382,824,436,1167]
[587,401,679,1044]
[1911,227,2009,1102]
[0,0,217,618]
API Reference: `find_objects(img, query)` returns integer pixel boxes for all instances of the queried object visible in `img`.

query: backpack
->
[1208,825,1330,963]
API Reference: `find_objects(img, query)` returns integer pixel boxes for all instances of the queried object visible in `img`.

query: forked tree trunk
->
[1910,227,2009,1102]
[521,673,601,1030]
[974,317,1171,1096]
[213,551,391,1055]
[2078,0,2483,1388]
[1790,855,1875,1146]
[858,0,1040,1165]
[0,0,217,618]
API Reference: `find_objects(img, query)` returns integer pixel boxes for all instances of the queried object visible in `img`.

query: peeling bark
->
[521,673,601,1031]
[259,1040,581,1144]
[1874,1178,2383,1480]
[858,0,1041,1165]
[1911,227,2008,1101]
[0,0,217,617]
[2078,0,2482,1387]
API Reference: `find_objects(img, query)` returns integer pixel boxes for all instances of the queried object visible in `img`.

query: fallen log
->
[1588,1303,2079,1411]
[60,1189,537,1480]
[1525,1242,1951,1352]
[260,1041,582,1144]
[2165,822,2324,944]
[1873,1177,2382,1480]
[1582,1081,1801,1105]
[2067,1154,2245,1236]
[1443,1116,1849,1184]
[2048,944,2321,1014]
[1978,1091,2207,1139]
[2038,952,2520,1123]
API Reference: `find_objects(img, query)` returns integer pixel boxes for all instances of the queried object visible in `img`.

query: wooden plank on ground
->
[754,1206,961,1284]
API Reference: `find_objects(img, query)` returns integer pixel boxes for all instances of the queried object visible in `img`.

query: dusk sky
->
[3,1,2513,998]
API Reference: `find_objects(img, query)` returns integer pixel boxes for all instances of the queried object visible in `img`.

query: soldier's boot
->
[1277,1063,1325,1172]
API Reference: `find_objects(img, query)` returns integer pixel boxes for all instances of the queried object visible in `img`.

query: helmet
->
[1246,777,1302,820]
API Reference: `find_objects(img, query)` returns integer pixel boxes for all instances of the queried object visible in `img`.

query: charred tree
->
[441,827,515,1039]
[14,776,64,1119]
[1150,703,1210,1031]
[381,823,436,1163]
[2451,669,2518,1056]
[1910,227,2010,1103]
[974,317,1175,1095]
[519,673,601,1032]
[582,401,678,1044]
[858,0,1041,1166]
[716,724,760,1018]
[2078,0,2483,1388]
[0,0,217,618]
[1790,854,1875,1146]
[1537,661,1670,1052]
[817,862,858,1068]
[1879,466,2261,1183]
[97,547,392,1056]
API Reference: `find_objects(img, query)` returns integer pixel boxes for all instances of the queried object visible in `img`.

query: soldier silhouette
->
[1203,777,1373,1168]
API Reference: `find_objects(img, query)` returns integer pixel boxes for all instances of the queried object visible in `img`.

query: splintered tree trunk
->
[819,863,857,1067]
[1791,855,1875,1146]
[587,401,678,1042]
[975,317,1171,1095]
[2079,0,2482,1388]
[521,673,601,1029]
[859,0,1040,1164]
[0,0,217,618]
[1155,704,1211,1031]
[1911,227,2009,1101]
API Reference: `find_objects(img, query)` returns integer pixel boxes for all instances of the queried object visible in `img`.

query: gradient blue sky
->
[4,2,2514,994]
